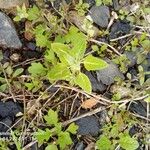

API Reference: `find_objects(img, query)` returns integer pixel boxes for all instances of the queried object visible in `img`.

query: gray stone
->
[0,101,22,118]
[0,12,22,49]
[85,71,107,92]
[89,5,110,28]
[76,116,100,136]
[124,51,137,67]
[96,62,124,85]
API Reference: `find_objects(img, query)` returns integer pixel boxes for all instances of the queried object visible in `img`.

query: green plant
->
[34,109,78,150]
[113,55,130,73]
[27,26,108,93]
[96,110,139,150]
[75,0,89,16]
[0,62,24,92]
[95,0,112,6]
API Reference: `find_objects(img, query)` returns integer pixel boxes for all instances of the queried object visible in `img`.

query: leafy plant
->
[26,26,108,93]
[95,0,112,6]
[46,26,108,93]
[14,3,28,21]
[34,109,78,150]
[0,62,24,92]
[96,110,139,150]
[75,0,89,16]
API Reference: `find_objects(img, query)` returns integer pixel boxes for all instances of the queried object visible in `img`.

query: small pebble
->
[10,53,20,62]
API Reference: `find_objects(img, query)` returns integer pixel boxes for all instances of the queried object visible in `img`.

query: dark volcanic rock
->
[76,116,100,136]
[124,51,137,67]
[129,101,147,117]
[113,0,120,10]
[0,117,12,132]
[0,101,22,119]
[74,142,85,150]
[0,12,22,49]
[89,6,110,28]
[109,20,131,39]
[85,71,107,92]
[22,50,41,59]
[96,62,124,85]
[26,42,36,51]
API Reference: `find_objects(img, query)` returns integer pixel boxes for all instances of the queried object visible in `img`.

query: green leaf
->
[57,132,72,150]
[66,123,78,134]
[96,135,112,150]
[34,24,46,35]
[34,128,52,145]
[95,0,102,6]
[12,68,24,78]
[44,109,58,126]
[36,34,48,48]
[119,134,139,150]
[83,55,108,71]
[47,63,71,81]
[45,48,56,65]
[11,131,22,150]
[25,82,35,91]
[5,66,13,76]
[51,43,75,65]
[28,62,46,77]
[71,40,87,60]
[45,144,58,150]
[34,25,48,48]
[74,72,92,93]
[144,96,150,102]
[14,4,28,21]
[65,26,87,59]
[27,5,40,21]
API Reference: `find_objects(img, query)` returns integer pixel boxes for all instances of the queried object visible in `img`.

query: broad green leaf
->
[53,123,62,135]
[66,123,78,134]
[36,34,48,48]
[44,109,58,126]
[34,128,51,145]
[0,77,6,83]
[0,84,7,92]
[25,82,34,91]
[119,134,139,150]
[55,35,66,43]
[5,66,13,76]
[45,144,58,150]
[65,26,87,59]
[95,0,102,6]
[34,24,46,35]
[34,25,48,48]
[28,5,40,21]
[74,72,92,93]
[83,55,108,71]
[57,131,72,150]
[28,62,46,77]
[47,63,71,81]
[96,135,112,150]
[45,49,56,65]
[51,43,75,65]
[12,68,24,78]
[71,40,87,60]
